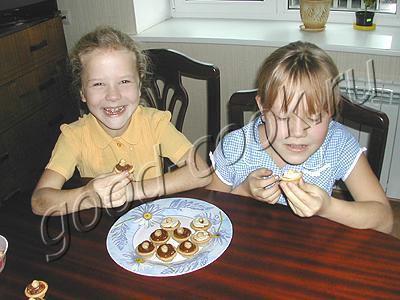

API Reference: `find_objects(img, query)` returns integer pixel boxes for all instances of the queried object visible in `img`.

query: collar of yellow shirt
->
[86,106,143,149]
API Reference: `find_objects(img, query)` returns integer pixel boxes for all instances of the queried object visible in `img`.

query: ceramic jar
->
[300,0,331,30]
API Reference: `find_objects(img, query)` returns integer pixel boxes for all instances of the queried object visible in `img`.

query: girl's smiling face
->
[80,48,141,137]
[257,89,331,168]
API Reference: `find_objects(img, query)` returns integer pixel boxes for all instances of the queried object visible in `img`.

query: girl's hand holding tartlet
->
[237,168,281,204]
[86,171,132,209]
[280,179,330,218]
[280,170,303,185]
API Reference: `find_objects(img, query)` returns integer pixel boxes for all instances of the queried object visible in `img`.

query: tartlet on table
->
[24,280,48,299]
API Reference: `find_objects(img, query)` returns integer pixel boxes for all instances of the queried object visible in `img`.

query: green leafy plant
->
[355,0,376,26]
[363,0,376,11]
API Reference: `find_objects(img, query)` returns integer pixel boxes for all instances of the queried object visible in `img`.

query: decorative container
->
[300,0,331,31]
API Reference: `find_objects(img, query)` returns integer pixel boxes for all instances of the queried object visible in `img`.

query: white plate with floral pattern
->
[106,197,233,277]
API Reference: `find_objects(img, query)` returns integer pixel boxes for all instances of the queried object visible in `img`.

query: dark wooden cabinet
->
[0,16,78,203]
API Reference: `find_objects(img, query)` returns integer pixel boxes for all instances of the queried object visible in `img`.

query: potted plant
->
[355,0,376,27]
[300,0,331,31]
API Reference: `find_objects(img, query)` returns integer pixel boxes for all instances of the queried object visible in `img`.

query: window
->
[172,0,400,26]
[289,0,397,14]
[172,0,281,20]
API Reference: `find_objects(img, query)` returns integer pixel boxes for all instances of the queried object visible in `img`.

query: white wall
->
[57,0,170,50]
[133,0,171,33]
[57,0,136,50]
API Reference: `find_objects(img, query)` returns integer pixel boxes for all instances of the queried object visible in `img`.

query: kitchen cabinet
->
[0,16,78,203]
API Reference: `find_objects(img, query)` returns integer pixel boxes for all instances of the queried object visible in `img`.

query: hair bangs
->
[257,41,340,118]
[299,71,329,116]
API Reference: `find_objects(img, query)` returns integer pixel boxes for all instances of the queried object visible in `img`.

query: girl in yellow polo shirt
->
[31,26,211,215]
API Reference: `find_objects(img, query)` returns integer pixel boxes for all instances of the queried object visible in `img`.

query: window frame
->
[171,0,400,27]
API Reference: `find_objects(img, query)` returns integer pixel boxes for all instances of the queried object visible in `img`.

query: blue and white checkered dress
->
[211,117,364,205]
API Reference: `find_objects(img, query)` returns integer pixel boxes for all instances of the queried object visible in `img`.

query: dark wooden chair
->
[142,48,221,159]
[227,88,389,180]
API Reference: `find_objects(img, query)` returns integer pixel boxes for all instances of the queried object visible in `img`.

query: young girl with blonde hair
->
[208,41,393,233]
[32,26,210,215]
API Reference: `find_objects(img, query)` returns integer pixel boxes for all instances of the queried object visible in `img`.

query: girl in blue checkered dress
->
[208,41,393,233]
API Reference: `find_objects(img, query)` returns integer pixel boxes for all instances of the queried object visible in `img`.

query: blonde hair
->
[256,41,340,116]
[69,26,148,97]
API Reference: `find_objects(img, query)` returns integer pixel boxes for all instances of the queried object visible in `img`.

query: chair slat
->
[142,48,221,165]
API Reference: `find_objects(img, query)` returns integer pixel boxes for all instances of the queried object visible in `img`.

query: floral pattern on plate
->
[106,197,233,277]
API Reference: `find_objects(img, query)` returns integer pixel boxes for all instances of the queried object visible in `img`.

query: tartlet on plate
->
[172,227,192,243]
[150,229,170,245]
[160,216,181,232]
[190,230,212,246]
[177,240,199,258]
[156,243,177,262]
[136,240,156,258]
[190,217,211,231]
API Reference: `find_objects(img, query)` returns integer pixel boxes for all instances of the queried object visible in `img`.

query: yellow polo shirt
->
[46,106,193,181]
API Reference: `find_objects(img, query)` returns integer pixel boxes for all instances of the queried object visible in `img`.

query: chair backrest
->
[336,95,389,179]
[142,48,221,157]
[227,88,389,179]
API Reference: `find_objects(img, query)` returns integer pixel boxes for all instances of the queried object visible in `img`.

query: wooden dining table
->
[1,188,400,299]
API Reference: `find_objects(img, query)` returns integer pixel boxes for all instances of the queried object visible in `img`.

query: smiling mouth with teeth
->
[104,106,125,115]
[287,144,308,151]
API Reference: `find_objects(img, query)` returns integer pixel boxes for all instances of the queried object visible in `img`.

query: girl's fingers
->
[254,168,273,178]
[254,184,281,204]
[259,183,279,198]
[102,172,131,194]
[110,178,131,193]
[281,182,308,203]
[111,197,127,208]
[263,177,280,189]
[260,175,280,189]
[287,200,299,215]
[269,189,282,204]
[103,190,127,208]
[281,182,308,213]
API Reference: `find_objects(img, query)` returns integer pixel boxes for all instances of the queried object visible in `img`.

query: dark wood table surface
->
[1,188,400,299]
